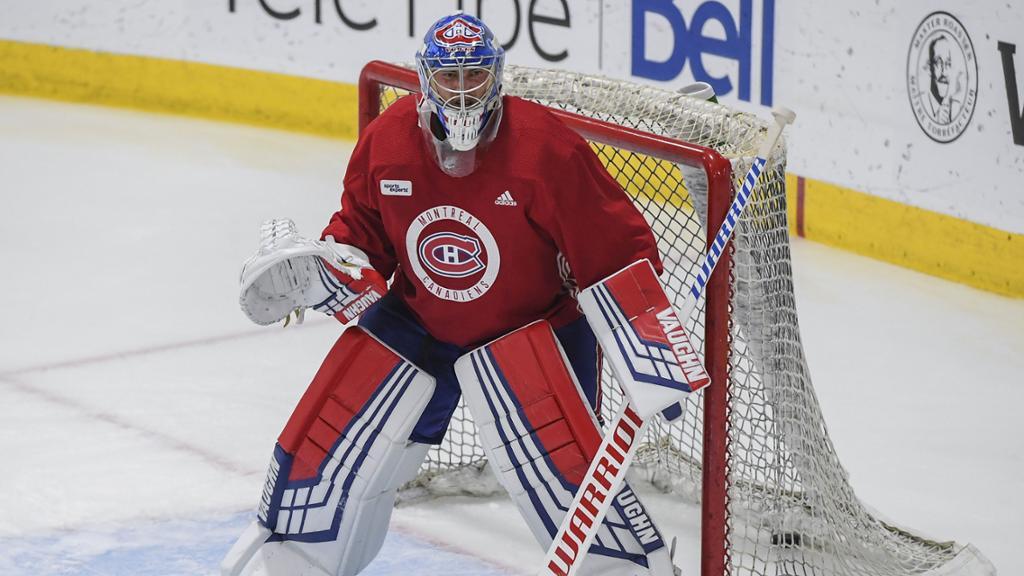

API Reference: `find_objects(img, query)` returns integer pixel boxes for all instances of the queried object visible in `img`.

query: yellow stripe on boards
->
[790,176,1024,298]
[592,143,693,210]
[0,39,358,139]
[1,39,1020,297]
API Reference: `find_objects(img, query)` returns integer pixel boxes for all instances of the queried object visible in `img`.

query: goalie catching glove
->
[239,219,386,325]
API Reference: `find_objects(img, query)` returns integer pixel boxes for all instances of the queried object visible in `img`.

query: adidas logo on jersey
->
[494,191,517,206]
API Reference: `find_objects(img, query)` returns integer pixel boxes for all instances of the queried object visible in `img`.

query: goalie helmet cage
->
[357,61,994,576]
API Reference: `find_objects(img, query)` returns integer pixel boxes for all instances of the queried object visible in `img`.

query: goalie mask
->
[415,13,504,177]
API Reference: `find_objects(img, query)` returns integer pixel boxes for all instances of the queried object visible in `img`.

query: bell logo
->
[631,0,777,105]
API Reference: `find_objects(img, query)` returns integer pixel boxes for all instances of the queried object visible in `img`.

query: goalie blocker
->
[579,259,711,420]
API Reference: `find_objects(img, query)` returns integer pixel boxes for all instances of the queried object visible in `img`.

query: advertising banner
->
[1,1,1021,233]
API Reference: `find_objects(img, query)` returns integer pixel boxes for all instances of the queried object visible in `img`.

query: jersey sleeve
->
[321,134,398,279]
[536,138,663,289]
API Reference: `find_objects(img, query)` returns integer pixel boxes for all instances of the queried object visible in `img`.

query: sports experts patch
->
[380,180,412,196]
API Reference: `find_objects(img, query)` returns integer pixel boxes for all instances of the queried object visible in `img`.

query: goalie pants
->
[357,292,600,444]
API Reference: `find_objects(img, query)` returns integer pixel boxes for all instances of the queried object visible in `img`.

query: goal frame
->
[357,60,736,576]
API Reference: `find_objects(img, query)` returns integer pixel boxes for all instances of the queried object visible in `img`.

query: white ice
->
[0,95,1020,575]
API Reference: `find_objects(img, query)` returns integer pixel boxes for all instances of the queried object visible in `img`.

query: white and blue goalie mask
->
[415,13,504,177]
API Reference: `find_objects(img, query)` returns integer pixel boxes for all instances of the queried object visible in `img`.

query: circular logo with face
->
[907,12,978,143]
[406,206,500,302]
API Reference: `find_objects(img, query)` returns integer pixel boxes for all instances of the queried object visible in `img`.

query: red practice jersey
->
[323,95,662,348]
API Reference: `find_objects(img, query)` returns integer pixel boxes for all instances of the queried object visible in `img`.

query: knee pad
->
[222,327,435,576]
[454,321,676,576]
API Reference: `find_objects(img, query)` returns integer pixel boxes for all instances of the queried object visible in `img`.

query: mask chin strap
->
[429,112,447,141]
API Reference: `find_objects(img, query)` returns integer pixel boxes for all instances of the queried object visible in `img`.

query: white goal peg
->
[756,107,796,160]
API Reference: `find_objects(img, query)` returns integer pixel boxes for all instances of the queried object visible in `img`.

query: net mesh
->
[370,64,992,576]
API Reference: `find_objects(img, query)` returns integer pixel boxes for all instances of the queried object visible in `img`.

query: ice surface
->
[0,512,514,575]
[0,95,1019,575]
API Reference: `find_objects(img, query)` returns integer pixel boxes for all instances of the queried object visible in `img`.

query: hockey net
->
[357,61,994,576]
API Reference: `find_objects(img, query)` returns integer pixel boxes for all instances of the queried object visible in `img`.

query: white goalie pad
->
[239,219,384,325]
[578,260,711,420]
[454,321,677,576]
[222,328,434,576]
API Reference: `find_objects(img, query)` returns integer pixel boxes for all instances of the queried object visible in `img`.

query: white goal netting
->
[369,64,995,576]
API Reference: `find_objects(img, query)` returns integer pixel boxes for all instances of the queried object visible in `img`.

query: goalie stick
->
[539,108,796,576]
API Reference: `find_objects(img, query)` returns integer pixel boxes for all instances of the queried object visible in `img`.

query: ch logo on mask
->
[434,17,484,49]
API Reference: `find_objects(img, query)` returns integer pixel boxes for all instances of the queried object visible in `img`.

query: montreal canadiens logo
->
[419,232,485,278]
[434,17,484,49]
[406,206,500,302]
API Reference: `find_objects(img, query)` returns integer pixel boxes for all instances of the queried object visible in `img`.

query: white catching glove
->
[239,219,386,326]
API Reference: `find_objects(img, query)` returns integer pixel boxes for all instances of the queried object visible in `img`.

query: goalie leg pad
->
[222,327,434,576]
[454,321,675,576]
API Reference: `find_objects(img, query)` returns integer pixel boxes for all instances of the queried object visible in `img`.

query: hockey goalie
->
[224,12,706,576]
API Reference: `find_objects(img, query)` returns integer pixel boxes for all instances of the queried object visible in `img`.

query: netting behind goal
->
[357,61,994,576]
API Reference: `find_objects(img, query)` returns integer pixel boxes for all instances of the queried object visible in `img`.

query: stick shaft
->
[539,402,648,576]
[682,109,794,320]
